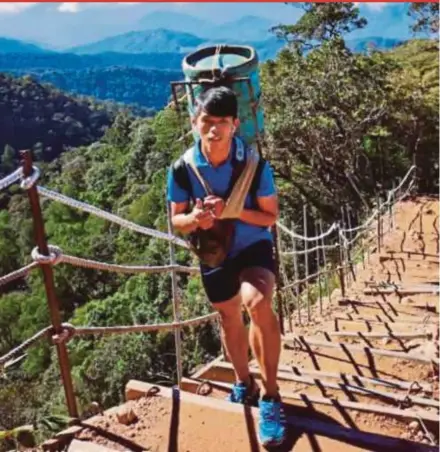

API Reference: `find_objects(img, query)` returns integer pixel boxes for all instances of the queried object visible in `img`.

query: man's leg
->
[212,294,251,386]
[240,267,280,397]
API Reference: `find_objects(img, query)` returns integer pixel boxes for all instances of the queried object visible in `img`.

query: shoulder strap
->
[225,137,247,199]
[183,146,213,196]
[220,146,260,219]
[171,156,191,195]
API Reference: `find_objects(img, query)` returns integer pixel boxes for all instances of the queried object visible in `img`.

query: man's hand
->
[192,198,215,230]
[203,195,225,219]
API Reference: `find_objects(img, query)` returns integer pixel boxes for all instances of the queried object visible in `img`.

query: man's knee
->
[213,295,243,327]
[240,267,275,321]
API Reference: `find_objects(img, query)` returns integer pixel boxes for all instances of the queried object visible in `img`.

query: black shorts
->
[200,240,275,303]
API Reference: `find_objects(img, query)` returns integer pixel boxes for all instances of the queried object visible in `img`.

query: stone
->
[116,405,138,425]
[408,421,419,432]
[416,431,425,441]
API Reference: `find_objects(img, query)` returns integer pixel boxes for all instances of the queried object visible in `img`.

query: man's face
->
[194,111,239,151]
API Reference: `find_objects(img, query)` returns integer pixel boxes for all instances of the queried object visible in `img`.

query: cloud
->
[0,3,37,14]
[58,3,80,13]
[355,2,389,12]
[57,2,141,13]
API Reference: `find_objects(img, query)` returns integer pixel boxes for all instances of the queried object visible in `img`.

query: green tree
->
[1,145,15,174]
[408,2,439,34]
[272,2,367,52]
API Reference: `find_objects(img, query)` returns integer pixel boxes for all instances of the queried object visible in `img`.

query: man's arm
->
[167,164,213,234]
[239,194,279,227]
[170,200,215,234]
[239,159,278,227]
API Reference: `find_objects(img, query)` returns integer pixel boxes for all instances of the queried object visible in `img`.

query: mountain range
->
[0,31,402,62]
[0,4,413,50]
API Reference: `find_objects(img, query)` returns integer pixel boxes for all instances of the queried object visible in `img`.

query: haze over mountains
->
[0,3,415,111]
[0,3,413,50]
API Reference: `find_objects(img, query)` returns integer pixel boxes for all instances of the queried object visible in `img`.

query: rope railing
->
[276,164,417,322]
[31,245,199,275]
[0,313,219,368]
[0,168,24,191]
[37,186,188,249]
[0,262,39,287]
[282,242,340,256]
[278,165,417,256]
[0,326,52,367]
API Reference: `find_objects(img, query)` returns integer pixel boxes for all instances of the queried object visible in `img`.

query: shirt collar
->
[195,138,236,168]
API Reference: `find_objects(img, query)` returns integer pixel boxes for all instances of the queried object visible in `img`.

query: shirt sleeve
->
[256,161,277,197]
[167,166,190,203]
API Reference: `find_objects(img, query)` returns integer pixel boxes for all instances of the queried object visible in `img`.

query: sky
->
[0,2,414,48]
[0,2,392,15]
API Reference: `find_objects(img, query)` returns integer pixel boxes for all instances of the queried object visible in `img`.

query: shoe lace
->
[261,402,279,423]
[231,384,246,401]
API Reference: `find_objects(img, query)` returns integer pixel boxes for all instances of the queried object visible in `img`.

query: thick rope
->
[0,168,23,191]
[282,242,340,257]
[0,313,219,366]
[277,221,339,242]
[0,326,52,366]
[68,312,219,337]
[37,186,188,249]
[20,165,40,190]
[278,165,416,244]
[0,262,39,287]
[31,245,199,275]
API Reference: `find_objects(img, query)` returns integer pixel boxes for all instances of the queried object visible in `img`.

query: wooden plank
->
[364,288,439,295]
[334,315,438,326]
[385,251,440,259]
[190,378,439,424]
[129,380,437,452]
[326,331,431,340]
[68,439,120,452]
[338,298,436,312]
[378,255,439,265]
[191,354,224,379]
[283,334,440,365]
[276,364,433,392]
[212,362,438,408]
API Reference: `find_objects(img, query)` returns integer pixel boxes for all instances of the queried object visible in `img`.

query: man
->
[167,86,286,446]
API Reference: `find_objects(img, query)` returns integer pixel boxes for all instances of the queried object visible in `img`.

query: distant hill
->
[9,67,181,111]
[346,37,403,53]
[69,29,205,55]
[66,28,401,60]
[0,73,114,169]
[0,37,49,54]
[0,52,183,71]
[211,15,275,41]
[136,12,276,42]
[137,11,210,37]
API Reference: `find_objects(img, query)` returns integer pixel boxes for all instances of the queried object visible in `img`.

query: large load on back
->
[181,44,264,150]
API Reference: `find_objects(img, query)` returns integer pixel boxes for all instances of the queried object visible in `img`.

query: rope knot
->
[51,323,75,345]
[196,380,213,396]
[31,245,63,266]
[20,165,40,190]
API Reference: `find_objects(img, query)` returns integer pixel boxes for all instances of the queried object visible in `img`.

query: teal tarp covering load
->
[182,45,264,147]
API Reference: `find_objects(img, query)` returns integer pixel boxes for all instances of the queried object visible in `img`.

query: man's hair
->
[194,86,238,119]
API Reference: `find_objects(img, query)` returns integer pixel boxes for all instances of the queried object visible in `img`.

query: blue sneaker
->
[226,376,260,407]
[258,396,286,447]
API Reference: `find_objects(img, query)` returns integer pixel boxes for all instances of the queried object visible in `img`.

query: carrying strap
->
[183,138,260,219]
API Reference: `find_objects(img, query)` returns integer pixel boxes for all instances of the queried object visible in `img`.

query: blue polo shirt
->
[167,139,276,258]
